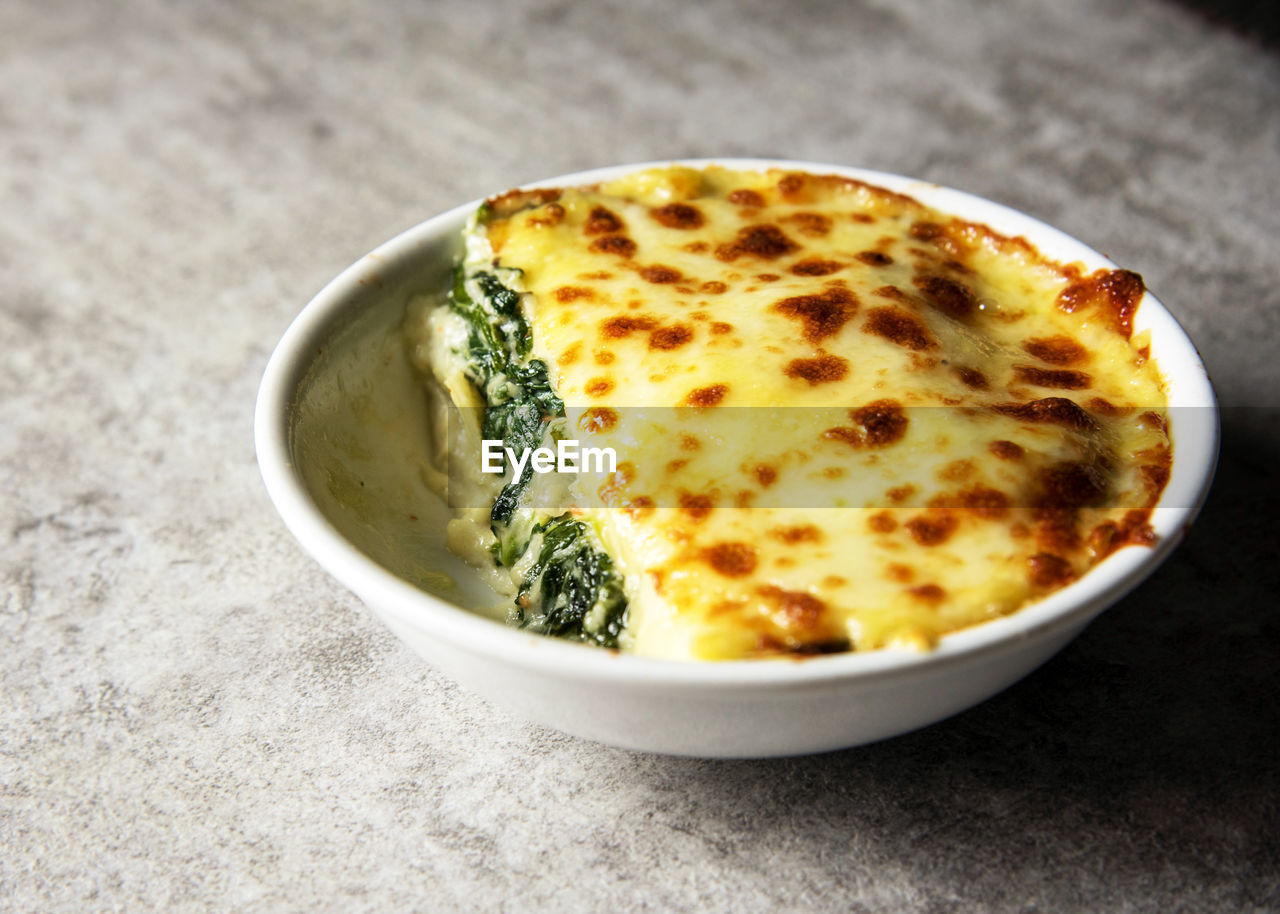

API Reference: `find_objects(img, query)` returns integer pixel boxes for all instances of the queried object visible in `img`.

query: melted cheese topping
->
[425,166,1171,660]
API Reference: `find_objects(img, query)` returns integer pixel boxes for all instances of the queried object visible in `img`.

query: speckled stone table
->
[3,1,1277,910]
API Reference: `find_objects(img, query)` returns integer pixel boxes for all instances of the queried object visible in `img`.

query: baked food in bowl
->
[255,160,1217,756]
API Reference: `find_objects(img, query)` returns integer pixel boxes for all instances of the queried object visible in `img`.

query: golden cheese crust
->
[457,166,1170,659]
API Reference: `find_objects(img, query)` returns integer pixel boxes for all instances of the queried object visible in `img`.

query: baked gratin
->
[404,165,1171,660]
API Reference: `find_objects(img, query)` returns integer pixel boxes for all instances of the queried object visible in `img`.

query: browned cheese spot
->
[649,324,694,350]
[528,203,566,227]
[584,206,625,235]
[555,286,595,303]
[1141,459,1171,495]
[1028,552,1076,588]
[624,495,655,519]
[957,486,1011,518]
[594,350,615,365]
[785,212,833,236]
[988,440,1025,461]
[1033,508,1080,554]
[771,524,822,544]
[1013,365,1093,390]
[853,400,909,446]
[908,584,946,603]
[772,286,859,343]
[485,187,562,219]
[868,511,897,533]
[824,400,909,449]
[679,492,714,521]
[955,366,989,389]
[1139,410,1169,434]
[666,459,688,474]
[589,235,636,258]
[913,274,977,319]
[1088,397,1129,416]
[1036,461,1108,509]
[856,251,894,266]
[701,280,728,294]
[596,462,635,506]
[781,637,857,656]
[710,321,733,335]
[1057,269,1145,338]
[579,270,612,281]
[993,397,1098,431]
[585,377,614,398]
[790,258,843,276]
[886,485,916,503]
[578,407,618,433]
[755,464,778,488]
[679,434,702,451]
[873,285,908,301]
[651,203,705,229]
[905,513,958,546]
[558,343,580,366]
[715,224,800,262]
[939,459,976,482]
[1089,509,1157,559]
[704,542,758,577]
[908,221,945,242]
[728,188,766,207]
[1023,335,1088,365]
[639,264,683,284]
[685,384,728,407]
[887,563,914,582]
[784,352,850,386]
[600,314,659,338]
[756,273,781,282]
[863,306,935,351]
[776,173,807,198]
[757,585,828,630]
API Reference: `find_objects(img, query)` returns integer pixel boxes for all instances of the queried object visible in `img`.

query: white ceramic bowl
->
[255,159,1218,757]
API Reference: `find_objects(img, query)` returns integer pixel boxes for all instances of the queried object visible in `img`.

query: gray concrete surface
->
[2,1,1277,910]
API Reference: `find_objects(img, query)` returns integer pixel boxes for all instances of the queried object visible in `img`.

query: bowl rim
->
[255,157,1219,689]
